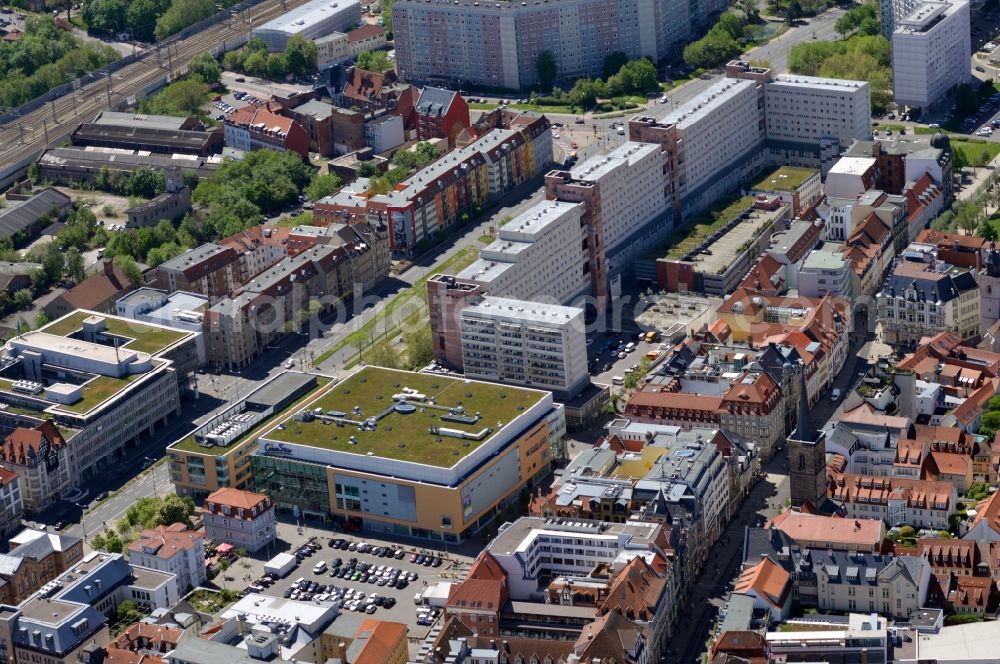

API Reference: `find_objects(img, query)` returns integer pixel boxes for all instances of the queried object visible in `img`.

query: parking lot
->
[586,329,665,386]
[231,527,475,642]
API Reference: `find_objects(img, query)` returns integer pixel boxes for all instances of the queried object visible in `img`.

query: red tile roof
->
[204,488,271,517]
[733,557,790,609]
[128,523,203,559]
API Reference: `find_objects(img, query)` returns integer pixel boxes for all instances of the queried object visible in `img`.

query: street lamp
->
[144,457,158,497]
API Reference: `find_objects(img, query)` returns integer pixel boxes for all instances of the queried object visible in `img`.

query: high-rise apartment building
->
[459,297,588,400]
[892,0,971,110]
[392,0,711,90]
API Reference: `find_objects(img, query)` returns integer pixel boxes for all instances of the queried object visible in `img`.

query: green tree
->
[34,312,48,328]
[404,323,433,369]
[356,50,391,72]
[966,482,992,501]
[284,34,318,76]
[536,50,558,91]
[82,0,127,34]
[156,494,196,527]
[786,0,802,23]
[981,410,1000,438]
[115,600,144,628]
[39,242,64,284]
[603,51,629,79]
[155,0,214,40]
[114,255,142,285]
[737,0,758,18]
[305,173,342,201]
[128,168,166,199]
[125,0,169,42]
[683,32,741,70]
[147,242,183,267]
[243,50,267,77]
[181,170,200,190]
[140,78,209,117]
[357,161,379,177]
[188,52,222,84]
[364,338,399,368]
[266,53,287,79]
[65,247,85,283]
[13,289,32,310]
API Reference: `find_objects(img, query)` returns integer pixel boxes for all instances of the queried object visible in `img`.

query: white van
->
[312,560,327,574]
[612,376,624,386]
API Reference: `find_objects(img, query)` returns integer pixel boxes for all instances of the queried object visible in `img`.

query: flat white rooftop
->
[914,619,1000,662]
[569,142,659,182]
[658,78,755,128]
[462,296,583,326]
[771,74,868,91]
[501,200,582,239]
[829,156,877,176]
[257,0,360,34]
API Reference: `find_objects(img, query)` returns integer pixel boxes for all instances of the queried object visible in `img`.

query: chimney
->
[103,260,114,277]
[338,641,347,663]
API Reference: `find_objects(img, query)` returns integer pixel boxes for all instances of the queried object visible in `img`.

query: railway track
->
[0,0,311,173]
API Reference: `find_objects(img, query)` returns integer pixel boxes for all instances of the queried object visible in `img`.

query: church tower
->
[980,242,1000,334]
[787,371,828,509]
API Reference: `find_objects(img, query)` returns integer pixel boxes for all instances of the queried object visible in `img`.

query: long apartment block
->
[392,0,728,90]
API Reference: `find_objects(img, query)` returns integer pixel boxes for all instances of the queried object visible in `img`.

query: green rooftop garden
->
[751,165,817,193]
[171,378,331,455]
[658,195,757,261]
[61,372,145,414]
[40,311,188,355]
[264,367,545,467]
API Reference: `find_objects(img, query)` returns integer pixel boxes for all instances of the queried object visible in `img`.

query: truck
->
[263,553,298,578]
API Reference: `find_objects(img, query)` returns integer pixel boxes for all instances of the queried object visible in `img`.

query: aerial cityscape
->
[0,0,999,660]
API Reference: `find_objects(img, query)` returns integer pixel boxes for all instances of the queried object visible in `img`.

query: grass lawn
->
[312,245,480,367]
[41,311,187,354]
[662,195,757,260]
[477,234,494,244]
[274,212,314,228]
[266,366,543,466]
[63,373,143,414]
[952,138,1000,165]
[752,165,816,192]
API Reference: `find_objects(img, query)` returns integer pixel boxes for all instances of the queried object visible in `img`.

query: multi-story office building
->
[127,523,206,593]
[0,312,198,486]
[763,74,871,174]
[392,0,702,90]
[892,0,971,110]
[458,297,588,400]
[876,258,980,346]
[248,367,564,544]
[252,0,361,51]
[202,488,276,553]
[168,372,319,499]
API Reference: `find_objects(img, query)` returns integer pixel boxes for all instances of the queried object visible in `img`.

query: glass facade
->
[251,455,331,513]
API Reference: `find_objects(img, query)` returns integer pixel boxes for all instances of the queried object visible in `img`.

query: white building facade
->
[892,0,971,110]
[459,297,589,400]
